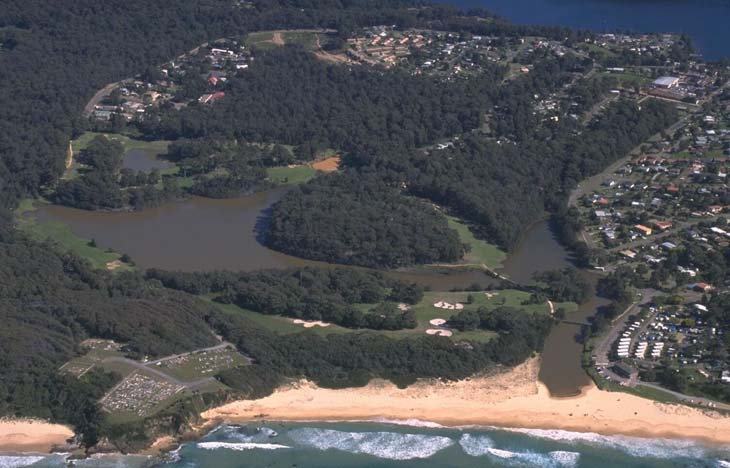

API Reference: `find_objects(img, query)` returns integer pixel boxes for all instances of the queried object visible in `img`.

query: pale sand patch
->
[105,259,123,271]
[429,318,446,326]
[139,435,177,456]
[312,156,341,172]
[0,419,73,453]
[202,358,730,445]
[292,319,331,328]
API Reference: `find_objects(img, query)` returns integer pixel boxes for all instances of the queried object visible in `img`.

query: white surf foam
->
[373,418,445,429]
[287,427,453,460]
[197,442,290,451]
[503,427,709,459]
[0,456,45,468]
[487,447,519,459]
[549,450,581,467]
[215,425,278,443]
[458,433,495,456]
[459,434,579,467]
[717,461,730,468]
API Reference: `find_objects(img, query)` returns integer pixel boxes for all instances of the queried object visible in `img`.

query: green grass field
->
[580,43,618,58]
[267,165,318,185]
[281,31,318,49]
[71,131,170,156]
[245,31,278,51]
[447,216,507,269]
[212,289,575,344]
[599,71,650,88]
[15,199,133,272]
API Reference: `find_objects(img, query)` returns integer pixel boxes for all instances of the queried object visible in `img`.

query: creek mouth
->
[33,190,599,396]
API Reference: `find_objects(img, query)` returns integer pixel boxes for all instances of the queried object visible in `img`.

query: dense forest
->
[266,171,463,267]
[147,267,425,330]
[139,46,505,152]
[265,98,677,265]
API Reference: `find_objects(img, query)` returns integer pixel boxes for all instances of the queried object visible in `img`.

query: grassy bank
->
[267,165,317,185]
[14,199,133,272]
[447,216,507,269]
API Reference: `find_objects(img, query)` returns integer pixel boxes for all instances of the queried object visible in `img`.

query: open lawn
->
[599,71,650,88]
[211,289,572,344]
[71,131,170,156]
[15,200,133,272]
[282,31,319,49]
[267,165,317,185]
[580,43,618,58]
[410,289,575,320]
[213,302,352,336]
[244,31,278,51]
[447,216,507,269]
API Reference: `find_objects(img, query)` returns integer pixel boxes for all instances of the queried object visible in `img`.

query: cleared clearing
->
[311,155,341,172]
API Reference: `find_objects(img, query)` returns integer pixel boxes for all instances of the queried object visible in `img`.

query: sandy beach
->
[203,358,730,445]
[0,419,73,453]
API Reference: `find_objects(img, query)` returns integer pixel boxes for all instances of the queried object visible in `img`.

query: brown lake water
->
[33,191,597,395]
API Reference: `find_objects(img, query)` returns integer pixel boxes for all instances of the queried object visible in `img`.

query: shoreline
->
[0,419,74,454]
[201,358,730,447]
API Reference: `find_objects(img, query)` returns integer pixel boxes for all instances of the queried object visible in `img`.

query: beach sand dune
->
[0,419,73,453]
[202,358,730,445]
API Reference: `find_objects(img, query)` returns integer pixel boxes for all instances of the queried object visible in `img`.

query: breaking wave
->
[458,433,495,456]
[549,451,581,467]
[459,433,579,467]
[287,427,453,460]
[503,427,713,460]
[210,425,278,443]
[197,442,290,451]
[372,418,445,429]
[0,456,46,468]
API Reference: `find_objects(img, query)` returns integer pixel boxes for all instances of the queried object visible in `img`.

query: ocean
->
[452,0,730,61]
[8,422,730,467]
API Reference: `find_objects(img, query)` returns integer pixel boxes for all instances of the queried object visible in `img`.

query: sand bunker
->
[397,303,410,311]
[425,329,453,337]
[293,319,331,328]
[484,292,499,299]
[429,318,447,326]
[105,260,123,271]
[432,301,464,310]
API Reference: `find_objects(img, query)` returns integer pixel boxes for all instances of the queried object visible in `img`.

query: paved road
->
[636,381,730,410]
[83,82,119,117]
